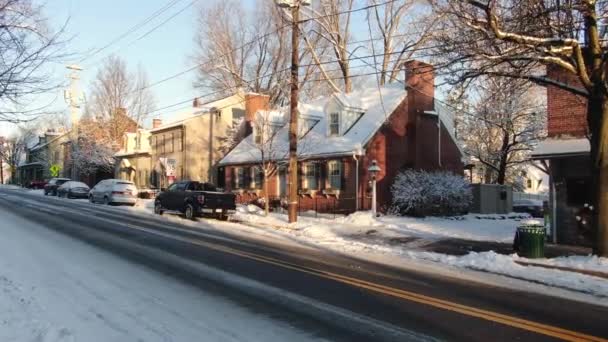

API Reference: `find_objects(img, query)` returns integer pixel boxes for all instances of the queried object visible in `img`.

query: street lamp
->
[352,145,364,211]
[368,160,381,217]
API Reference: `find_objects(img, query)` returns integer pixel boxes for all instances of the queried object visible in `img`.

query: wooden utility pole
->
[287,2,300,223]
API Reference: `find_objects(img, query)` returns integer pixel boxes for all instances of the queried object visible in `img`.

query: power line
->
[79,0,186,63]
[128,0,409,95]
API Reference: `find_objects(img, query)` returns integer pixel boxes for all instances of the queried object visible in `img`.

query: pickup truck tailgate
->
[203,191,236,209]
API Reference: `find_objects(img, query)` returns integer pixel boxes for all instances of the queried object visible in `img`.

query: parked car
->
[44,178,71,196]
[154,181,236,220]
[57,181,90,199]
[89,179,138,206]
[513,199,545,218]
[28,180,47,189]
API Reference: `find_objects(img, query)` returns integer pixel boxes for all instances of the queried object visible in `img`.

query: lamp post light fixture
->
[368,160,381,217]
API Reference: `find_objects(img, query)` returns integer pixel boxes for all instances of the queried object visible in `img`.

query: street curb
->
[515,260,608,280]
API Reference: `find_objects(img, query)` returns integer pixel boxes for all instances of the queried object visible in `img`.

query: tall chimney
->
[245,93,270,122]
[404,60,435,115]
[244,93,270,136]
[152,118,162,129]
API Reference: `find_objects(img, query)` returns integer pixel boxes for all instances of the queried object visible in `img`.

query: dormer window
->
[329,112,340,136]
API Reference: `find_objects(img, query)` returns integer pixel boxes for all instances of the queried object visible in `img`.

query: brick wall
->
[547,65,588,137]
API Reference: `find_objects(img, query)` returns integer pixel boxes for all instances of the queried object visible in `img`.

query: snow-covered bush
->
[390,169,472,217]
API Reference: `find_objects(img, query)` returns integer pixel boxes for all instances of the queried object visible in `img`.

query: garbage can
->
[514,224,545,258]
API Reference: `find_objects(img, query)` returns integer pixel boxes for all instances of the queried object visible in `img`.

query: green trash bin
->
[515,224,545,258]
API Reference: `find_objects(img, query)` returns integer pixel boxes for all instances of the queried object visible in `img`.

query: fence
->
[513,192,549,203]
[235,193,371,219]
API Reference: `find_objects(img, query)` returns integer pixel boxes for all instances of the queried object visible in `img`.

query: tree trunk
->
[496,133,510,185]
[589,93,608,256]
[264,169,270,215]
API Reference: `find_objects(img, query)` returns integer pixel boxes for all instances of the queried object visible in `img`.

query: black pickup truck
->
[154,181,236,220]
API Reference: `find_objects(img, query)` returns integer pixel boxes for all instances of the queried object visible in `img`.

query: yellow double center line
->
[191,239,607,342]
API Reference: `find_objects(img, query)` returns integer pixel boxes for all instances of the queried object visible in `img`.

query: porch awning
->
[531,138,590,160]
[17,162,44,169]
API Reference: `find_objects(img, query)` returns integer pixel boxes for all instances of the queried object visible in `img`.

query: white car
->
[89,179,138,206]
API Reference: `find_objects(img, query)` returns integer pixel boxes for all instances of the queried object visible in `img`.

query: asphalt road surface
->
[0,187,607,342]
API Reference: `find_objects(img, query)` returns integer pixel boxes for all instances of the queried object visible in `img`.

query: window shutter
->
[340,161,346,190]
[320,162,328,190]
[298,164,304,190]
[230,168,236,189]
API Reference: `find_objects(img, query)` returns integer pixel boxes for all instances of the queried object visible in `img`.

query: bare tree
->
[304,0,356,93]
[0,126,36,183]
[87,55,155,127]
[252,111,284,215]
[430,0,608,255]
[194,0,293,104]
[460,78,546,185]
[366,0,436,85]
[0,0,68,123]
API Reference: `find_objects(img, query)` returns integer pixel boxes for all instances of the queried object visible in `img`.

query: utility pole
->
[65,64,84,180]
[276,0,308,223]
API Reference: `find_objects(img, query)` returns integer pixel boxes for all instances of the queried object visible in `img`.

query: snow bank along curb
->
[404,251,608,298]
[514,261,608,279]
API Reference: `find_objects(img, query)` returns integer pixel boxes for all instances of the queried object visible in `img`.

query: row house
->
[219,61,464,213]
[531,65,592,246]
[114,92,269,189]
[114,129,152,189]
[18,130,70,185]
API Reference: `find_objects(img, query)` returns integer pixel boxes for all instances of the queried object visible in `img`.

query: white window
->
[253,167,264,189]
[254,127,262,145]
[303,163,319,190]
[329,112,340,136]
[328,160,342,189]
[234,167,244,189]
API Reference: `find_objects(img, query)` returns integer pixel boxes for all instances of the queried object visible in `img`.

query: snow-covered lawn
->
[0,206,327,342]
[233,205,530,243]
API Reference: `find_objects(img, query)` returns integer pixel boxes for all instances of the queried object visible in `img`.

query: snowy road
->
[0,207,330,342]
[1,188,608,342]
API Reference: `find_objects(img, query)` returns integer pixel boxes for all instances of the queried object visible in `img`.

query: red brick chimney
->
[152,118,162,129]
[245,93,270,122]
[546,65,588,138]
[404,60,435,115]
[244,93,270,136]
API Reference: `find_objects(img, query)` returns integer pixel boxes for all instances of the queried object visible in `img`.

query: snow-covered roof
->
[220,84,407,165]
[531,138,590,159]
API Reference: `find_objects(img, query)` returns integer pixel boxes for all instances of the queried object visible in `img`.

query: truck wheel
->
[217,213,228,221]
[184,204,196,221]
[154,202,164,215]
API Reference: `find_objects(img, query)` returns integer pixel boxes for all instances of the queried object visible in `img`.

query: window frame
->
[329,112,340,136]
[253,167,264,189]
[328,160,342,190]
[303,163,319,190]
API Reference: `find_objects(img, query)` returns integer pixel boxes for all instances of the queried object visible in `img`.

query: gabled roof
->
[219,84,407,165]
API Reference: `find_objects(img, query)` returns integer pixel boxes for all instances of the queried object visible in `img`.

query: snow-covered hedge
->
[390,169,472,217]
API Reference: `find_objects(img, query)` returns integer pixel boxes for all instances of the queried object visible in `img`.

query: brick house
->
[219,61,464,213]
[532,65,592,246]
[147,93,268,189]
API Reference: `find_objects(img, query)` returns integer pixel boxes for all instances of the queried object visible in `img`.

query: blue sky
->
[39,0,258,128]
